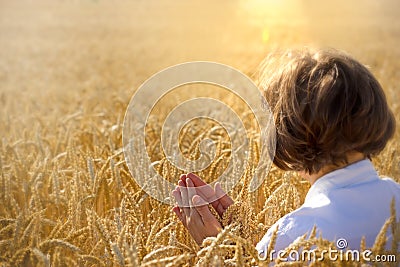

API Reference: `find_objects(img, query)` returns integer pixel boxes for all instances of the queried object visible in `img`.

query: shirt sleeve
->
[256,218,296,259]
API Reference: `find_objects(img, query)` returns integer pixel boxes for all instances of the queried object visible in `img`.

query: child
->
[171,49,399,257]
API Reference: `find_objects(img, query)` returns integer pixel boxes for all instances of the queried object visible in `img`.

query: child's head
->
[258,49,396,174]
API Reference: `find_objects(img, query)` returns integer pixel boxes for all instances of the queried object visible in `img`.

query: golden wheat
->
[1,1,400,266]
[0,84,398,267]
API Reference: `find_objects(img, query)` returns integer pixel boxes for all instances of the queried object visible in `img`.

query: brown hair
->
[257,49,396,174]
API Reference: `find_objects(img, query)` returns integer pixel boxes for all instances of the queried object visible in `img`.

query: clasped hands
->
[171,173,234,245]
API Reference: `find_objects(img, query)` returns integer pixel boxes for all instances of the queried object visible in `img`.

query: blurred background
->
[0,0,399,135]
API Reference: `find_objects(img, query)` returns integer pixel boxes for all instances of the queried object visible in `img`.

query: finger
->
[193,195,221,227]
[178,180,186,193]
[186,178,198,215]
[179,174,187,186]
[173,187,191,218]
[187,173,215,200]
[172,189,183,208]
[215,182,234,209]
[211,182,234,216]
[179,180,190,216]
[172,206,187,227]
[187,173,207,186]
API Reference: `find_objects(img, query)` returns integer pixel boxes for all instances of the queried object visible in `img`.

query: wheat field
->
[0,0,399,266]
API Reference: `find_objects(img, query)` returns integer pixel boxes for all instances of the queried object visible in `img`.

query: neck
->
[300,152,366,185]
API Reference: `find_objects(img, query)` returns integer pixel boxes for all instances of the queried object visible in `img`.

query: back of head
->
[258,49,396,174]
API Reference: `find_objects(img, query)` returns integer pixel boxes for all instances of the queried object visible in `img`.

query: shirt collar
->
[305,159,379,203]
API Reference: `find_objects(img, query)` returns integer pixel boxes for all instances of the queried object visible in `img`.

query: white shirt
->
[256,159,400,256]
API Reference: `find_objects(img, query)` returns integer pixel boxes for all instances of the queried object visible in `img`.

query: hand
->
[171,175,223,245]
[181,173,234,218]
